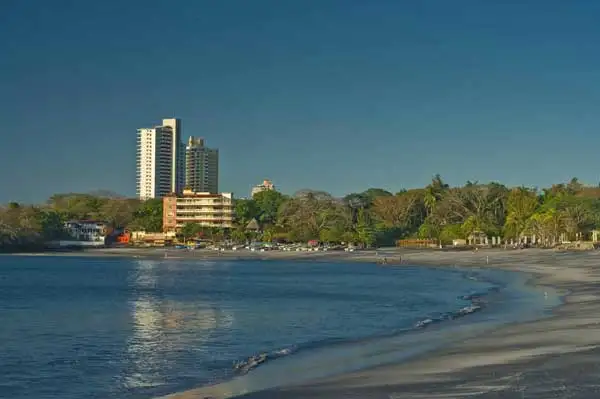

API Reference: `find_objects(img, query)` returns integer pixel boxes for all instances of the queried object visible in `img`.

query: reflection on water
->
[123,259,233,390]
[124,260,165,389]
[2,256,539,399]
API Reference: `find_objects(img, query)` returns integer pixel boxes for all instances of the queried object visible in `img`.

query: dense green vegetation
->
[2,176,600,251]
[230,176,600,247]
[0,194,163,251]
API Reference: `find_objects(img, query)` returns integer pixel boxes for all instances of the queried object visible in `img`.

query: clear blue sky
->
[2,0,600,203]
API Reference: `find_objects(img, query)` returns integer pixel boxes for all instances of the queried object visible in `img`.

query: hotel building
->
[251,179,275,197]
[136,118,184,200]
[185,136,219,194]
[163,189,234,231]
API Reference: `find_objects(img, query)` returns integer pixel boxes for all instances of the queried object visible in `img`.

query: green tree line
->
[3,176,600,251]
[0,194,163,251]
[232,176,600,247]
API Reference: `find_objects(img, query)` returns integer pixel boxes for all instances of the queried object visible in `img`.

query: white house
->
[64,220,108,242]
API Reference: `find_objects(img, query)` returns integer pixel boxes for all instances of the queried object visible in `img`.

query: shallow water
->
[0,256,557,399]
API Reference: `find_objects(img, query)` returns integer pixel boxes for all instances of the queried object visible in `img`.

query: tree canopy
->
[225,178,600,247]
[0,194,163,251]
[3,177,600,250]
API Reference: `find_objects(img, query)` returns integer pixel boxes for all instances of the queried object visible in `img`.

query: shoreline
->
[7,247,599,398]
[146,248,598,399]
[234,249,600,399]
[158,262,540,399]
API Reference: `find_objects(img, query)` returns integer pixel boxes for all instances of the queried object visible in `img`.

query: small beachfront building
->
[64,220,107,242]
[245,218,261,233]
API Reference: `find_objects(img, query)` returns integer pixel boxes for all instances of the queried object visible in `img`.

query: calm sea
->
[0,255,556,399]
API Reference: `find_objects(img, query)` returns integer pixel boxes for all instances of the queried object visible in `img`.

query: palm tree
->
[424,186,437,217]
[424,174,448,217]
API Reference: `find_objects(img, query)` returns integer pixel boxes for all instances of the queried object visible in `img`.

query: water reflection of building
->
[122,259,233,390]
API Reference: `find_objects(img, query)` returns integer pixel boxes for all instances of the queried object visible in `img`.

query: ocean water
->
[0,255,557,399]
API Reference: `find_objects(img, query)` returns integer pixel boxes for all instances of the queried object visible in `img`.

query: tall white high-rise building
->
[136,118,184,200]
[185,136,219,194]
[136,127,174,199]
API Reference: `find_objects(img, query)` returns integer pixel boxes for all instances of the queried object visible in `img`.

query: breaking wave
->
[232,272,500,375]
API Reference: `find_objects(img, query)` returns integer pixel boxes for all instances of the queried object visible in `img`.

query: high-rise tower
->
[136,127,174,199]
[185,136,219,194]
[136,118,184,199]
[161,118,184,194]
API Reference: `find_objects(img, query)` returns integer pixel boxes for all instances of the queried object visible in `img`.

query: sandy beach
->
[11,247,600,398]
[253,249,600,399]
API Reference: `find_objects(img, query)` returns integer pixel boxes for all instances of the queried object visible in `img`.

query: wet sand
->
[151,248,600,399]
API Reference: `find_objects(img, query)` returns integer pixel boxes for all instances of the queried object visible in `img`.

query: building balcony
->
[175,212,231,217]
[175,222,232,229]
[174,207,228,211]
[174,207,233,215]
[176,205,231,209]
[175,203,230,208]
[175,219,233,224]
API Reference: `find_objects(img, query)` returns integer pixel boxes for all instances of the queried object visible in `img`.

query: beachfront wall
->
[130,231,176,240]
[129,230,176,246]
[52,240,106,248]
[396,239,437,248]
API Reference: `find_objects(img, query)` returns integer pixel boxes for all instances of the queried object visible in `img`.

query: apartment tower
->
[136,127,173,199]
[161,118,185,194]
[136,118,184,200]
[185,136,219,194]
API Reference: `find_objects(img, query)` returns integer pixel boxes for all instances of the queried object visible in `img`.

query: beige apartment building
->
[163,189,234,231]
